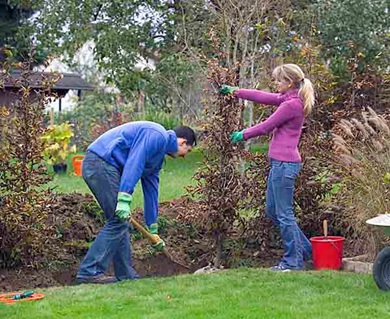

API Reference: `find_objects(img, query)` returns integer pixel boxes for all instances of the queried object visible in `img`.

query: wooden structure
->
[0,70,94,112]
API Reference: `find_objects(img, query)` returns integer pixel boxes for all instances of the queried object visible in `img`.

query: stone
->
[342,255,373,274]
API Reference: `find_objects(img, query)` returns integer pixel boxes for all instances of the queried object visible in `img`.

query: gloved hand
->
[151,234,165,251]
[219,84,238,95]
[147,223,165,251]
[230,131,244,143]
[115,192,132,220]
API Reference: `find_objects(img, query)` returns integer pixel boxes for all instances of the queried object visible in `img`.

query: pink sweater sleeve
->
[243,102,297,140]
[235,89,283,106]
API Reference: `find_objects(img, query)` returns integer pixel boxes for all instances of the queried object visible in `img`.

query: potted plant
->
[41,122,76,173]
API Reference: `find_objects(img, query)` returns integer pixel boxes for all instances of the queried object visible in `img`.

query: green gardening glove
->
[230,131,244,143]
[219,84,238,95]
[151,234,165,251]
[147,223,165,251]
[115,192,132,220]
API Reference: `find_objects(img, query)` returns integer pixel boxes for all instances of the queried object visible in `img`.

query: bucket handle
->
[319,238,344,257]
[330,240,342,253]
[72,155,84,165]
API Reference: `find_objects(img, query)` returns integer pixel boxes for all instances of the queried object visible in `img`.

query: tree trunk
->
[214,230,224,268]
[137,89,145,115]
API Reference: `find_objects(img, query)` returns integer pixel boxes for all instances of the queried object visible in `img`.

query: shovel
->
[130,218,189,269]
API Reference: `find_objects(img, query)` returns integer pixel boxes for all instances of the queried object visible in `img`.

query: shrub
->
[134,109,181,130]
[57,93,133,150]
[332,107,390,258]
[179,32,268,267]
[41,122,77,165]
[0,56,59,268]
[89,110,127,143]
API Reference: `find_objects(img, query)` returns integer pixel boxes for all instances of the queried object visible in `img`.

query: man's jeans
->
[266,159,312,270]
[77,151,139,281]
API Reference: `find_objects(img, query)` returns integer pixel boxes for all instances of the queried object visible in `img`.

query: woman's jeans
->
[266,159,312,270]
[77,151,139,280]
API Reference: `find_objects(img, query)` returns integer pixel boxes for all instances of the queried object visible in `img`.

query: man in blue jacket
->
[75,121,196,284]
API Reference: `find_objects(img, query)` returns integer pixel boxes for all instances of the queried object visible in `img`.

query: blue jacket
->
[88,121,178,226]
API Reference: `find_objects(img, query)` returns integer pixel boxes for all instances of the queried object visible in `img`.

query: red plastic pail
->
[310,236,344,270]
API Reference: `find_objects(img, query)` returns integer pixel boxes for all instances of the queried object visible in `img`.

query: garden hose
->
[0,290,45,304]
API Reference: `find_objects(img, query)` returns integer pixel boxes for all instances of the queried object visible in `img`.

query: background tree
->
[0,0,47,63]
[32,0,211,119]
[314,0,389,112]
[315,0,388,78]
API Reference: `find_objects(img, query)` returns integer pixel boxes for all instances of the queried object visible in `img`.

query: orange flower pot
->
[72,155,84,176]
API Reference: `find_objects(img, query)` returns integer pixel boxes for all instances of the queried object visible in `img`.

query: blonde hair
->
[272,64,315,116]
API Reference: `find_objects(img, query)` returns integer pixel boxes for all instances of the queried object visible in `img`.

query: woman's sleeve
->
[235,89,283,106]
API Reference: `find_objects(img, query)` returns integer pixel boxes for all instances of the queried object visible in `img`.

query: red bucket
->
[72,155,84,176]
[310,236,344,270]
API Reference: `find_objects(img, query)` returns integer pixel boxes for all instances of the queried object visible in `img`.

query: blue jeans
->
[77,151,139,280]
[266,159,312,270]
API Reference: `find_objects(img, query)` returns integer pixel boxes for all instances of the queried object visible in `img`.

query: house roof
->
[2,70,94,91]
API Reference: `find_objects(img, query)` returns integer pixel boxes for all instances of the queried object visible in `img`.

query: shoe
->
[270,264,292,272]
[74,275,117,285]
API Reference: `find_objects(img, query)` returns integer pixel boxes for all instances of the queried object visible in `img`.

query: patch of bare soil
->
[0,194,282,292]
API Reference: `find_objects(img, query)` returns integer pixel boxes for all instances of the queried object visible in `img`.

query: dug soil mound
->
[0,193,281,292]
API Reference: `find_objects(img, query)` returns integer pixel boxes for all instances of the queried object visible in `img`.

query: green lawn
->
[47,150,203,209]
[1,268,388,319]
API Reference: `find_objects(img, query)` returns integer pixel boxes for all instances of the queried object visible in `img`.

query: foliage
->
[89,111,127,144]
[332,107,390,258]
[134,109,181,130]
[34,1,172,76]
[175,1,350,259]
[0,56,59,268]
[29,0,389,118]
[294,138,343,238]
[315,0,388,77]
[0,1,47,63]
[58,92,132,150]
[143,52,204,120]
[384,172,390,184]
[41,122,77,165]
[33,1,208,115]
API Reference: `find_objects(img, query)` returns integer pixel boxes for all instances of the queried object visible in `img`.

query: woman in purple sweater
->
[220,64,315,271]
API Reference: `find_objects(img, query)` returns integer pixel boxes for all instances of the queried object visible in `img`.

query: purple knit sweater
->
[235,88,304,162]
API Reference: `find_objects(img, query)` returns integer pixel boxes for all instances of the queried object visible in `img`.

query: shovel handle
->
[130,218,160,244]
[323,220,328,237]
[130,218,189,269]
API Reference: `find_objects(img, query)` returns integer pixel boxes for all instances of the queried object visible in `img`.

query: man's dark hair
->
[173,126,197,146]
